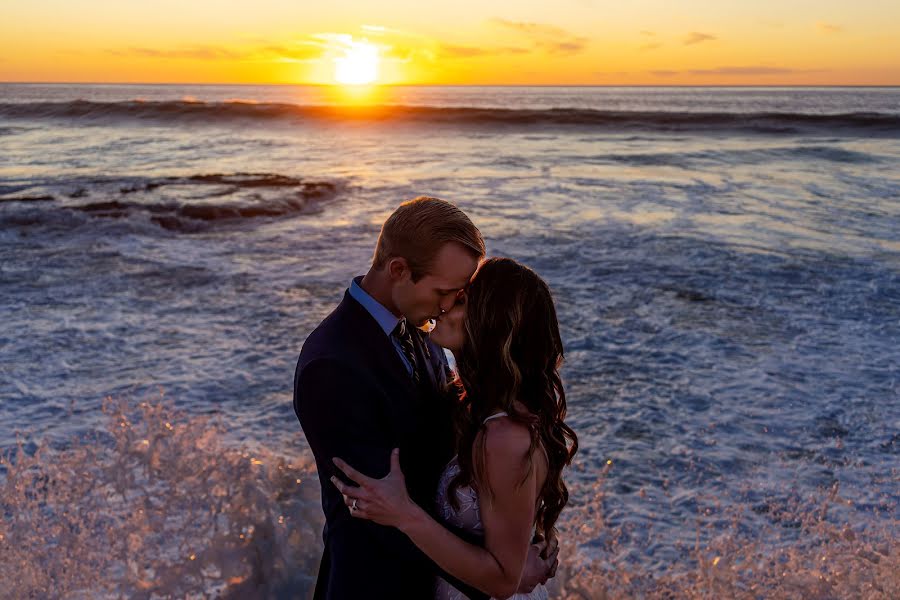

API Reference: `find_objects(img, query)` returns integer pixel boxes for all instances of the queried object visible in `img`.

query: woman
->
[331,258,578,599]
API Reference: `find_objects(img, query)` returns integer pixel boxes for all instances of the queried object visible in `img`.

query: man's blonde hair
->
[372,196,485,282]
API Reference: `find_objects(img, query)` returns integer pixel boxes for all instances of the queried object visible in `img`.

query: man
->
[294,197,557,599]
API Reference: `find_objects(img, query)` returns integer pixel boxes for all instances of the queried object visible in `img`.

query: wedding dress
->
[434,412,549,600]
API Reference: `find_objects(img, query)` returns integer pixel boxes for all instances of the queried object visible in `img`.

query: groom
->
[294,197,557,599]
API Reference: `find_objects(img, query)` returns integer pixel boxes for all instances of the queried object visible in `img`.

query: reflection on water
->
[2,400,895,598]
[316,84,392,107]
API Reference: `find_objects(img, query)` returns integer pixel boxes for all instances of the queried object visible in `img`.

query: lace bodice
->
[433,413,548,600]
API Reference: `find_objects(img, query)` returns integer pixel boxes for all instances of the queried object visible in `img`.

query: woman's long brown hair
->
[447,257,578,540]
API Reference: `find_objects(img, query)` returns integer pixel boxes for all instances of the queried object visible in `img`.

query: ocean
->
[1,84,898,598]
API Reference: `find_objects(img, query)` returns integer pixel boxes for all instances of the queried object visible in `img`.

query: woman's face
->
[429,290,466,354]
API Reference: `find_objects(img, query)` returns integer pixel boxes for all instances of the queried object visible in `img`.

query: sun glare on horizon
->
[334,40,379,85]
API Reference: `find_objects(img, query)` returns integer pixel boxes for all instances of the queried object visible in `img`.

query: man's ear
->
[387,257,409,282]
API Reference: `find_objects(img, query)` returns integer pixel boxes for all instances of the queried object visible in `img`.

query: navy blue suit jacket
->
[294,291,486,600]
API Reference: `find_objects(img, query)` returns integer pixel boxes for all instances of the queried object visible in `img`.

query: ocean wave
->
[574,144,881,168]
[0,172,340,233]
[0,125,35,136]
[0,194,55,203]
[0,399,323,598]
[2,100,899,135]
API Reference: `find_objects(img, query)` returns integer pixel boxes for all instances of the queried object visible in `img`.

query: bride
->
[332,257,578,599]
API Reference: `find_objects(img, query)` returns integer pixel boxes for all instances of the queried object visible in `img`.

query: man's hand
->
[516,532,560,593]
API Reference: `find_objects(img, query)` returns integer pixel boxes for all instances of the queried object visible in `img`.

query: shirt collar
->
[349,275,402,337]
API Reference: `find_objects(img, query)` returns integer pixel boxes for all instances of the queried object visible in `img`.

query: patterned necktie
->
[392,319,420,384]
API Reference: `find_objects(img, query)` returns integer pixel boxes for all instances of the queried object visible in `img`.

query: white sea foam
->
[2,400,896,598]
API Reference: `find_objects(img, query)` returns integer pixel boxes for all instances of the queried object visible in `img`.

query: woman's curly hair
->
[448,257,578,540]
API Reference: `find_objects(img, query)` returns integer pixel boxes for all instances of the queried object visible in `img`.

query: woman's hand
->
[331,448,420,529]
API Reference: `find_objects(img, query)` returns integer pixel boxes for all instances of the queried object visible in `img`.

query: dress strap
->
[482,411,508,424]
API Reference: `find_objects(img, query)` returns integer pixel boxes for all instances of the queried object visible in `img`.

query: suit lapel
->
[411,328,441,389]
[340,292,418,398]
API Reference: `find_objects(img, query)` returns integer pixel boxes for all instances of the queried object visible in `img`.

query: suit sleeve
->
[294,357,429,598]
[295,356,490,600]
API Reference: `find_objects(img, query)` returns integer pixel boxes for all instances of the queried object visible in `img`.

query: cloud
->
[437,44,528,59]
[545,39,588,55]
[645,66,826,77]
[308,33,399,60]
[310,27,431,63]
[640,30,656,37]
[490,18,570,38]
[310,26,525,63]
[688,66,807,76]
[258,44,324,62]
[684,32,717,45]
[360,24,429,41]
[381,40,529,62]
[817,22,844,34]
[489,17,589,55]
[308,33,357,49]
[438,45,489,58]
[640,42,663,52]
[108,46,245,60]
[107,43,323,63]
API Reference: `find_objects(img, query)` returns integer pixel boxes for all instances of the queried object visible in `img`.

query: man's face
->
[429,289,466,353]
[391,242,479,327]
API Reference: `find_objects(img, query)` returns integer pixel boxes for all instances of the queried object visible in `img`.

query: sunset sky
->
[2,0,899,85]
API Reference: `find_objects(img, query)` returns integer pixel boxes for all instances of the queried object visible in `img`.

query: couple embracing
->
[294,197,578,599]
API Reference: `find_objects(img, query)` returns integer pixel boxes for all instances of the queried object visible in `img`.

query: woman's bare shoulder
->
[479,411,539,466]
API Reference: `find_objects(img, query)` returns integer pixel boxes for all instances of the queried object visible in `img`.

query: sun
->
[334,40,379,85]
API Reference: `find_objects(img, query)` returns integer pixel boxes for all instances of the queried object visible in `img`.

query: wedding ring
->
[351,499,358,511]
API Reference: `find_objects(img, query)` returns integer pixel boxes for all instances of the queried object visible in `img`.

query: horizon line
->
[2,81,900,88]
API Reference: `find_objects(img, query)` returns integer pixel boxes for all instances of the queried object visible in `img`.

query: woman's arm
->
[407,419,543,598]
[332,419,545,599]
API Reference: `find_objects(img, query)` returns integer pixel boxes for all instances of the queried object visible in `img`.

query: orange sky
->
[2,1,899,85]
